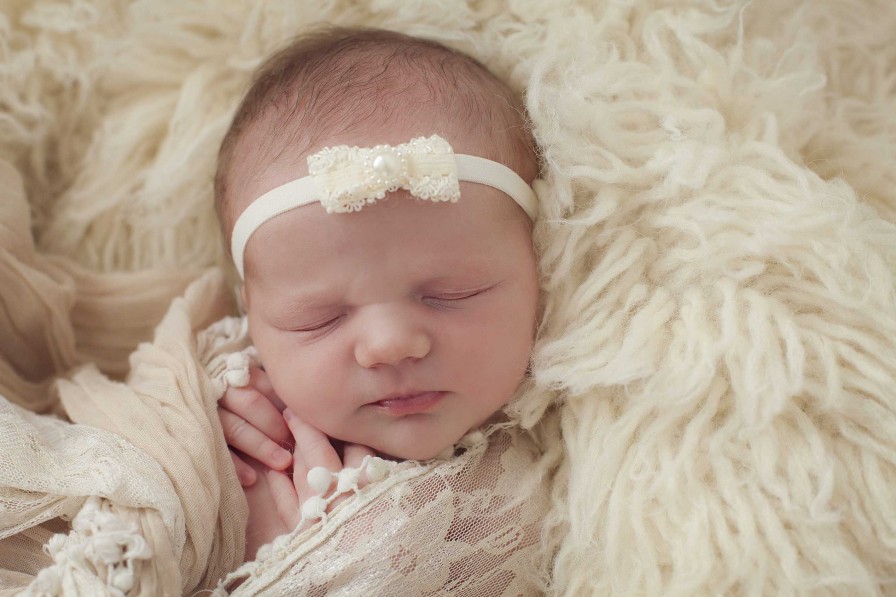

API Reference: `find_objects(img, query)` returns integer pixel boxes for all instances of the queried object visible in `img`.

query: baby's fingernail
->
[271,448,292,468]
[283,409,294,421]
[239,469,256,486]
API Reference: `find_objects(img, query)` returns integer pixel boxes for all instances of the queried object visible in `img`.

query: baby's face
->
[242,179,538,460]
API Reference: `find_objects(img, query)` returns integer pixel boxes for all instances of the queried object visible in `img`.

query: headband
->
[230,134,538,278]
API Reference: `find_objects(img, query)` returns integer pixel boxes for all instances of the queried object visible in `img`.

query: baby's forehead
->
[240,176,532,286]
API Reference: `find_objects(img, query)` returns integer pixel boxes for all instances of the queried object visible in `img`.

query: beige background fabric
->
[1,0,895,595]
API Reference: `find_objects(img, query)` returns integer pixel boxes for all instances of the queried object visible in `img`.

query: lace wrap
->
[221,426,550,596]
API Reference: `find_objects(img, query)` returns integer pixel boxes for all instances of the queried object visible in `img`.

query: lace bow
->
[307,135,461,213]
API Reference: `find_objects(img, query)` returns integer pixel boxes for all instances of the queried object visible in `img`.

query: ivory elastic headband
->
[230,134,538,278]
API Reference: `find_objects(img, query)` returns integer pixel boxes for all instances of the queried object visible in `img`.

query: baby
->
[213,26,540,557]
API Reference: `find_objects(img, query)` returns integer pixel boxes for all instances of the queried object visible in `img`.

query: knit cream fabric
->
[1,0,895,595]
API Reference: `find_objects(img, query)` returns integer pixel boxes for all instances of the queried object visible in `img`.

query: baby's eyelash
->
[423,287,491,304]
[291,315,342,333]
[428,291,481,301]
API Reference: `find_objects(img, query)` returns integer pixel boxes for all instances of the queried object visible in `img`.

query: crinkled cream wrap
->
[0,161,553,595]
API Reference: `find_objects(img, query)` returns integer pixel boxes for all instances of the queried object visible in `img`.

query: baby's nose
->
[353,307,431,369]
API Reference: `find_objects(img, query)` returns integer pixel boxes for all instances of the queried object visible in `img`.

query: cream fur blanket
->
[1,0,895,595]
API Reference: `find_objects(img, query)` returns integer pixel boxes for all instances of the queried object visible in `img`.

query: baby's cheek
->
[481,321,533,397]
[251,340,304,411]
[278,352,342,422]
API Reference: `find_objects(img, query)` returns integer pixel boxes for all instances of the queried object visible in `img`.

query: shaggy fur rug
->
[1,0,894,594]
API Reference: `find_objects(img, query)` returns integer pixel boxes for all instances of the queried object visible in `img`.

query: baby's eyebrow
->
[270,289,337,315]
[421,272,494,288]
[424,257,502,280]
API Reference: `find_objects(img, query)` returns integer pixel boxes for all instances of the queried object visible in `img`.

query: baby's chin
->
[362,417,505,462]
[375,443,455,463]
[327,434,446,463]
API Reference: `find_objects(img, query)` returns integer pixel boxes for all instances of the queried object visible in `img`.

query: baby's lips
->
[370,391,446,415]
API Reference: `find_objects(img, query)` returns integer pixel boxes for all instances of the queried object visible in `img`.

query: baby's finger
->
[284,409,342,472]
[219,408,293,471]
[285,409,341,506]
[229,450,258,487]
[243,467,284,559]
[290,448,337,526]
[343,443,376,488]
[248,366,287,412]
[264,468,302,530]
[326,443,377,512]
[219,385,291,446]
[291,445,312,505]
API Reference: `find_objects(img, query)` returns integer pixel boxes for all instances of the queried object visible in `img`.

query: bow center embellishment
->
[307,135,461,213]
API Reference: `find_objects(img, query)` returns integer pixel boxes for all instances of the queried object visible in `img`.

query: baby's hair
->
[214,26,536,243]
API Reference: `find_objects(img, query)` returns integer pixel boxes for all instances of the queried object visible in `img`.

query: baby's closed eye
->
[287,314,345,333]
[421,284,497,308]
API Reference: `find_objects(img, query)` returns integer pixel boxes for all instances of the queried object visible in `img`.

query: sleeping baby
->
[211,26,548,584]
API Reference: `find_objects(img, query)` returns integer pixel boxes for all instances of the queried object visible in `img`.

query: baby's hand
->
[218,366,293,486]
[284,409,376,516]
[242,410,375,560]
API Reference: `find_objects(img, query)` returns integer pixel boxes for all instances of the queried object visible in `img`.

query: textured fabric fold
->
[0,269,248,595]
